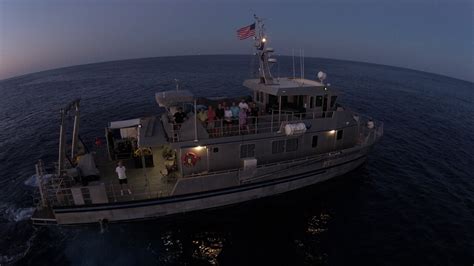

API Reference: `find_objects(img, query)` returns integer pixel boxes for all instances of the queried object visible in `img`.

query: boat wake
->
[24,174,53,187]
[0,203,35,222]
[0,204,39,265]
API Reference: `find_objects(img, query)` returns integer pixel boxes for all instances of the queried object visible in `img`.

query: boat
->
[31,18,383,225]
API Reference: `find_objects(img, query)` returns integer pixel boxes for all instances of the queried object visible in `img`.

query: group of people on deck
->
[196,99,259,136]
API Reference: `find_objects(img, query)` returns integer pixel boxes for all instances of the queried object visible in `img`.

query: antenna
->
[174,79,179,91]
[299,49,303,79]
[302,49,305,79]
[292,49,295,79]
[277,53,280,80]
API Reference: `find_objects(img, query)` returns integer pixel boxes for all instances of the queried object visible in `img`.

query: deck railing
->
[168,110,335,141]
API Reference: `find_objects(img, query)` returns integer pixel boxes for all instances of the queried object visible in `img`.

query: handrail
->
[167,110,337,142]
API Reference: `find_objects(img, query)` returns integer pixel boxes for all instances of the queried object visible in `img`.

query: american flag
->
[236,23,256,40]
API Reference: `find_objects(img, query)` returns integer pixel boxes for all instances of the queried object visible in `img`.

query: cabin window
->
[310,97,314,108]
[240,144,255,158]
[286,138,298,152]
[272,140,285,154]
[312,135,318,148]
[330,96,338,108]
[260,92,264,103]
[213,147,219,153]
[315,96,323,107]
[337,130,343,140]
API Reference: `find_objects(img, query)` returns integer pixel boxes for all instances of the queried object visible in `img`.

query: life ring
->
[182,152,200,167]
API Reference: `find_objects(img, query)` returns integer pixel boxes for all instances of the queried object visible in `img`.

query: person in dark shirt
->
[216,103,225,120]
[174,107,186,124]
[250,102,259,124]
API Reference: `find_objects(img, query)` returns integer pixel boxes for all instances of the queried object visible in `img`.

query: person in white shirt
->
[238,99,249,110]
[224,106,233,133]
[116,160,132,196]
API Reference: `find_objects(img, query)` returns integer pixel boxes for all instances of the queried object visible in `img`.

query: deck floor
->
[94,146,177,203]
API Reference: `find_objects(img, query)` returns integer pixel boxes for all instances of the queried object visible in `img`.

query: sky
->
[0,0,473,82]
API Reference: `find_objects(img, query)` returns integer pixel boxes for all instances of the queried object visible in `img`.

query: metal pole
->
[292,48,295,79]
[194,99,198,142]
[58,109,66,176]
[71,102,80,160]
[35,160,47,207]
[255,117,258,134]
[105,127,112,160]
[278,96,282,127]
[271,109,274,132]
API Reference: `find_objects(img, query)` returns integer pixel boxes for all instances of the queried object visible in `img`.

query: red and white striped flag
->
[236,23,256,40]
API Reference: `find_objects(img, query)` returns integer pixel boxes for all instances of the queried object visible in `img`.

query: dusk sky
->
[0,0,472,82]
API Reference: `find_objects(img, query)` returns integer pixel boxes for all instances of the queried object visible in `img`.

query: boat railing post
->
[271,109,274,132]
[193,99,198,142]
[111,183,117,202]
[255,117,258,134]
[220,120,223,136]
[238,118,241,135]
[140,150,151,198]
[278,96,282,127]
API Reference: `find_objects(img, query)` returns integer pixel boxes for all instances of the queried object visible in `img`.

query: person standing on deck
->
[207,106,216,136]
[116,160,132,196]
[230,102,240,127]
[239,107,250,133]
[216,103,225,136]
[173,107,186,125]
[239,99,249,110]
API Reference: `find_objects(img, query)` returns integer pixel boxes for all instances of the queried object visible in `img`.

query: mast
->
[254,15,274,85]
[57,99,81,176]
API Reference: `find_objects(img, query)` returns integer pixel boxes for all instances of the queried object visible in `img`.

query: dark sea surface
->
[0,55,473,265]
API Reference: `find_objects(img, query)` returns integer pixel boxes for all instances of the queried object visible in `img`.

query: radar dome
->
[317,71,327,81]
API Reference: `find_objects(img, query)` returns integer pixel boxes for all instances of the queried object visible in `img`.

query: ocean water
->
[0,55,473,265]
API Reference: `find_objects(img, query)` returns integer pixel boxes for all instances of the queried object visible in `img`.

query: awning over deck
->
[109,118,141,129]
[243,78,339,96]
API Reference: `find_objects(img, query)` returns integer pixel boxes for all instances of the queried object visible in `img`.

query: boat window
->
[213,147,219,153]
[272,140,285,154]
[310,97,314,108]
[240,144,255,158]
[286,138,298,152]
[330,96,338,108]
[337,130,343,140]
[260,92,264,103]
[315,96,323,107]
[312,135,318,148]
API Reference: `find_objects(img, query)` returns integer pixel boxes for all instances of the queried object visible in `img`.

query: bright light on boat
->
[194,146,205,151]
[329,130,336,135]
[262,37,267,43]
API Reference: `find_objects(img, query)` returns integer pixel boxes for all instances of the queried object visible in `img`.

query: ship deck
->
[94,146,177,203]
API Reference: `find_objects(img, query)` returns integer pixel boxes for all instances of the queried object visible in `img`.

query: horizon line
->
[1,53,472,84]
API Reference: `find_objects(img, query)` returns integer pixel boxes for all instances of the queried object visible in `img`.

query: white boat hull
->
[51,151,367,225]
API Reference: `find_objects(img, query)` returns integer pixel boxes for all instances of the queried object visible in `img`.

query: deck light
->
[194,146,205,151]
[329,130,336,135]
[262,37,267,43]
